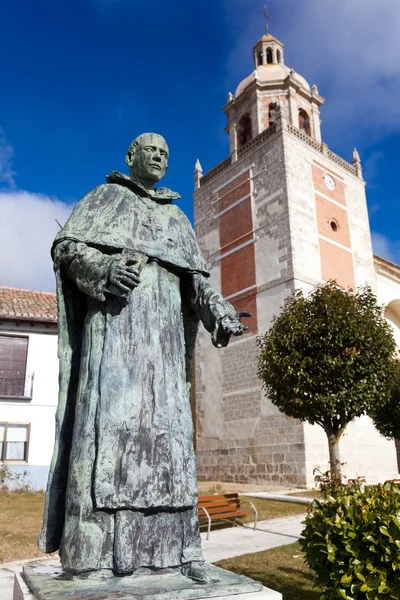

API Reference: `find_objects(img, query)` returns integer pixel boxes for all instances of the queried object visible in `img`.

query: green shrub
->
[300,482,400,599]
[313,464,365,500]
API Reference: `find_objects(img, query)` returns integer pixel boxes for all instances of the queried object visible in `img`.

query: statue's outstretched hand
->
[108,261,140,296]
[220,311,252,337]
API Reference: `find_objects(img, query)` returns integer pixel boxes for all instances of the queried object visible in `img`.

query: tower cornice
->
[223,73,325,116]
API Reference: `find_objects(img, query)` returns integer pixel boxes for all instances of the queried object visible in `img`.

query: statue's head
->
[126,133,169,189]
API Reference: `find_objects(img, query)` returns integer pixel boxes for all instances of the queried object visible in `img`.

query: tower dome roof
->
[235,64,310,98]
[258,34,279,43]
[290,70,311,92]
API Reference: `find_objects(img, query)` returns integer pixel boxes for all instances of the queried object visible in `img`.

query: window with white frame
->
[0,423,30,462]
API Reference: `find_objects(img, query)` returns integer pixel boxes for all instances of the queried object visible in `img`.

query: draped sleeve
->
[53,240,116,302]
[183,273,237,349]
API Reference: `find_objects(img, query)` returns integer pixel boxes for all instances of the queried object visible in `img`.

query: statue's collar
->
[105,171,181,203]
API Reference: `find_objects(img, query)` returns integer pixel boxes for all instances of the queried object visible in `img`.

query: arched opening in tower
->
[268,103,278,127]
[237,114,252,148]
[266,47,273,64]
[277,49,281,63]
[258,51,263,66]
[298,108,311,136]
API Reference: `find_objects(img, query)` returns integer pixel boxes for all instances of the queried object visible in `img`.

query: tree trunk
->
[326,430,344,476]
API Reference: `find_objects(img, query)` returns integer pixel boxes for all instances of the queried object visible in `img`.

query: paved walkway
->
[0,515,305,600]
[201,514,304,563]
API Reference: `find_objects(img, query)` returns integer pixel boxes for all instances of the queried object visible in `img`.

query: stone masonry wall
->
[194,127,307,487]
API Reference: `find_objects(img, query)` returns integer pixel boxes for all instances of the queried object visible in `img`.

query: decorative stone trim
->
[199,120,359,189]
[287,124,322,151]
[200,156,232,186]
[215,237,257,262]
[374,255,400,283]
[224,284,257,301]
[319,234,353,253]
[327,149,356,175]
[217,193,251,217]
[215,167,251,193]
[200,124,277,187]
[286,124,358,176]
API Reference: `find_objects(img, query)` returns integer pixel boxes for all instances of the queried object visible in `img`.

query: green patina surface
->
[24,564,262,600]
[33,133,253,596]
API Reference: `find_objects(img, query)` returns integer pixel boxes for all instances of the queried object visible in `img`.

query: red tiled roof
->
[0,286,57,323]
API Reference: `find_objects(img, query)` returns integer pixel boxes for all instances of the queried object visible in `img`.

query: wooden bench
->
[198,493,258,540]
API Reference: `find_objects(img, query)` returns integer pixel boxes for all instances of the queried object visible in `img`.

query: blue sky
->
[0,0,399,291]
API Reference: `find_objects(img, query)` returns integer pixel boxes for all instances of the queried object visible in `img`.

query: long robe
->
[38,173,236,574]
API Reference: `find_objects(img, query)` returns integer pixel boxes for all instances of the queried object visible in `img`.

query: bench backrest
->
[198,493,240,514]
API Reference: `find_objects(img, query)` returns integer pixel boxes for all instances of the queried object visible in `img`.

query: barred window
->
[0,335,28,397]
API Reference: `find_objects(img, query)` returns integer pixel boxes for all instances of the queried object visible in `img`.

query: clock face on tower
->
[324,174,335,191]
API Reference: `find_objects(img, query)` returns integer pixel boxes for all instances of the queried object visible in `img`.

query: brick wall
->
[312,160,355,289]
[218,170,258,334]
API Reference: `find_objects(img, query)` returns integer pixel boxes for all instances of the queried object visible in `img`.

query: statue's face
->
[127,134,169,185]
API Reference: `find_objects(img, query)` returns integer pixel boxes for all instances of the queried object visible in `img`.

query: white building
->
[0,286,58,490]
[193,30,400,487]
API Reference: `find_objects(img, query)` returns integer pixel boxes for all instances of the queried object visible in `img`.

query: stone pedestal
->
[14,564,282,600]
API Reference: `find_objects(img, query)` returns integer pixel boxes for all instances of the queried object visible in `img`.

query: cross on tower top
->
[260,4,273,35]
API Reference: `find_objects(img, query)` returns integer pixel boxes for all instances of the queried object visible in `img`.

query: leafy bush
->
[313,464,365,500]
[0,464,32,492]
[300,481,400,599]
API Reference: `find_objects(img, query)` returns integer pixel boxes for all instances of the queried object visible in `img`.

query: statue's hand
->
[220,311,252,337]
[108,261,140,296]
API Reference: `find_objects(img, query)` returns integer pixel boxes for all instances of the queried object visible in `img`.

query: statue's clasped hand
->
[221,311,252,337]
[108,261,141,296]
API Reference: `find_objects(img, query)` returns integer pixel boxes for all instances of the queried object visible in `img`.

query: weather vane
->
[260,4,273,35]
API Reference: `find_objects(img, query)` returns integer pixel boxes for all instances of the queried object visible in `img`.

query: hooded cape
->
[52,171,209,275]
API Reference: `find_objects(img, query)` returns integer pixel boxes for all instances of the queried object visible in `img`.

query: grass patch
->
[239,496,307,522]
[0,491,46,563]
[216,541,321,600]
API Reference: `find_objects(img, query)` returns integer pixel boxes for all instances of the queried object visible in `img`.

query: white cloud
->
[0,129,16,187]
[371,232,400,265]
[0,191,73,292]
[226,0,400,143]
[0,130,73,292]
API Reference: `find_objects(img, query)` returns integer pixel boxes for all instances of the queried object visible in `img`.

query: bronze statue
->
[38,133,251,584]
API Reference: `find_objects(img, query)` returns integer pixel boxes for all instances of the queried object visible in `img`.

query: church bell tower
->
[192,21,392,487]
[226,30,324,160]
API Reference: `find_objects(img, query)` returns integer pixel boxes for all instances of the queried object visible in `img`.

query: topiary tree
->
[257,282,397,476]
[370,359,400,440]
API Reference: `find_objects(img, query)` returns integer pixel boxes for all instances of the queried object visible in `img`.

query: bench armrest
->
[238,500,258,530]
